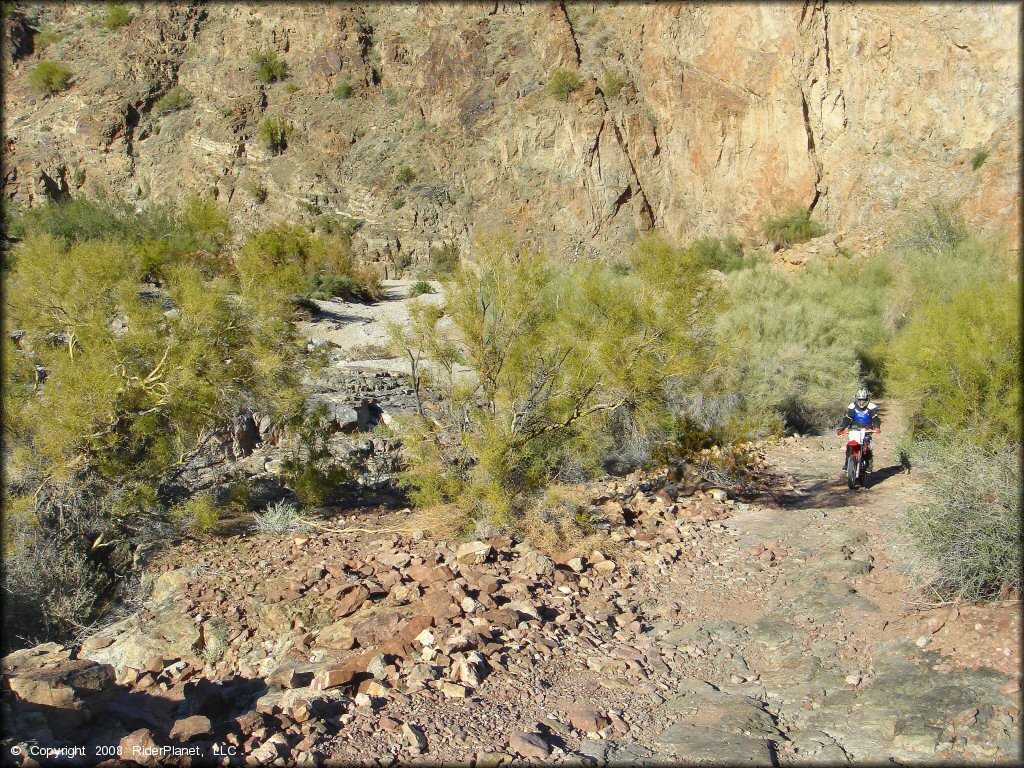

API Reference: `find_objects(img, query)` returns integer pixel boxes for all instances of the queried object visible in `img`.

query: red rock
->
[567,709,611,733]
[482,608,520,628]
[509,731,550,759]
[169,714,212,741]
[310,665,359,691]
[120,729,162,766]
[399,615,435,641]
[333,584,371,618]
[352,612,404,647]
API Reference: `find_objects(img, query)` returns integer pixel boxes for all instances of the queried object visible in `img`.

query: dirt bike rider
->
[837,388,881,472]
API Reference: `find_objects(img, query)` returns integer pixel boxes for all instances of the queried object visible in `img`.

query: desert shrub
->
[3,196,308,645]
[251,48,288,84]
[102,4,132,30]
[688,235,746,273]
[247,180,269,204]
[516,485,605,556]
[409,280,434,297]
[238,222,382,302]
[253,500,308,534]
[970,150,990,170]
[888,278,1019,448]
[711,256,890,436]
[390,232,714,525]
[548,68,583,101]
[761,205,825,249]
[305,273,373,302]
[284,83,300,94]
[894,199,971,257]
[391,196,406,210]
[280,407,352,507]
[257,116,292,155]
[10,194,232,285]
[333,81,354,100]
[395,166,416,186]
[600,67,628,99]
[901,440,1020,601]
[424,242,460,276]
[28,60,72,95]
[152,85,190,116]
[34,26,65,50]
[169,495,220,534]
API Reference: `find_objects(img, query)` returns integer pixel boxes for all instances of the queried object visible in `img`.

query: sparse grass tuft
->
[970,149,990,170]
[34,26,65,50]
[601,67,628,99]
[333,81,354,100]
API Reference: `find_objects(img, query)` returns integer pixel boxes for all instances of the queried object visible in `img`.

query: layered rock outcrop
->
[2,2,1018,266]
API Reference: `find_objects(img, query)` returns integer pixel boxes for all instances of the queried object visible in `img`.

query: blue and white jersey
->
[847,401,878,426]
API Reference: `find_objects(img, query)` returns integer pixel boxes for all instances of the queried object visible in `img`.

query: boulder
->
[510,731,550,759]
[168,714,212,741]
[2,644,115,734]
[456,541,493,565]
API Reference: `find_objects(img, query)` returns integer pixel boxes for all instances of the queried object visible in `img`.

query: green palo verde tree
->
[2,196,307,643]
[388,232,715,527]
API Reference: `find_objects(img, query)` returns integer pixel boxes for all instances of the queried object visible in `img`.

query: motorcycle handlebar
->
[836,428,881,435]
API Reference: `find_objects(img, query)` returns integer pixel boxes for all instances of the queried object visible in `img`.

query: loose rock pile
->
[3,464,755,765]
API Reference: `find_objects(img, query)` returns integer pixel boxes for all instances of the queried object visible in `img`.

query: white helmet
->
[855,388,870,407]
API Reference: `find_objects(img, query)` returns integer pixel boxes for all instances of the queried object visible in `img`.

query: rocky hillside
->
[3,2,1019,269]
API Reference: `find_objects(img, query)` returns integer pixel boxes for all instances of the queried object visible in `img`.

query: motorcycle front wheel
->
[847,455,859,489]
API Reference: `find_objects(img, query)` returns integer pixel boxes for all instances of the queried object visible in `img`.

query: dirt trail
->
[305,424,1022,764]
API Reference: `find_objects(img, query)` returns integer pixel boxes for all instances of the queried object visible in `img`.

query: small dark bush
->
[425,242,459,276]
[251,48,288,84]
[34,26,65,50]
[305,273,375,302]
[258,116,292,155]
[247,181,269,204]
[601,67,627,98]
[152,86,190,117]
[333,81,354,100]
[395,166,416,186]
[689,235,745,272]
[970,150,990,170]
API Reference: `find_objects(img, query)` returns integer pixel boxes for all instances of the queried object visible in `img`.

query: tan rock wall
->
[2,2,1018,261]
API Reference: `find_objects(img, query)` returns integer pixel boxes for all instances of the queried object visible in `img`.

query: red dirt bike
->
[837,427,880,489]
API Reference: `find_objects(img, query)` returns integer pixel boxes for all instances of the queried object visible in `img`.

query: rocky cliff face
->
[2,2,1019,268]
